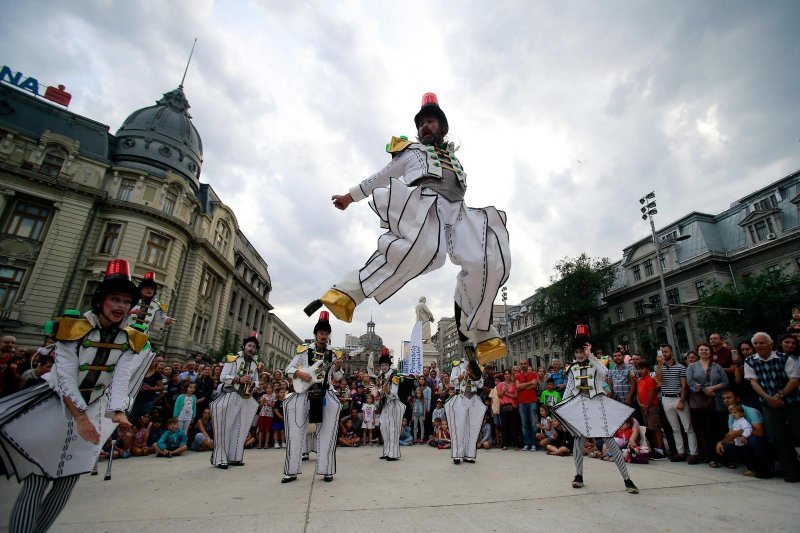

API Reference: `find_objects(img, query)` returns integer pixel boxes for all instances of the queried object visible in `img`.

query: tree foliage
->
[530,253,615,352]
[698,271,800,340]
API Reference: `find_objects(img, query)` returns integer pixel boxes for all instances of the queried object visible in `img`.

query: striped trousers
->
[9,474,79,533]
[573,436,630,481]
[379,397,405,459]
[284,390,341,476]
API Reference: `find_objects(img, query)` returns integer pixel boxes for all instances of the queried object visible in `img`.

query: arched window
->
[163,188,178,215]
[214,220,230,253]
[40,146,67,177]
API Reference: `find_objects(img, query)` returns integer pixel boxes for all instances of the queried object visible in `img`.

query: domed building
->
[0,80,300,366]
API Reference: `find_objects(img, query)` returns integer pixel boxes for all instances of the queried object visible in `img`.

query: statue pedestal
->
[422,341,439,368]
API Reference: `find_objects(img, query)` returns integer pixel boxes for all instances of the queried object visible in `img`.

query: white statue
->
[415,296,434,344]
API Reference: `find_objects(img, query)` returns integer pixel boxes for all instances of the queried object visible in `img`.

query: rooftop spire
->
[180,38,197,87]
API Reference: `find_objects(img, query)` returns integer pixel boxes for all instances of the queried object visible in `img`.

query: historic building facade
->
[0,82,300,360]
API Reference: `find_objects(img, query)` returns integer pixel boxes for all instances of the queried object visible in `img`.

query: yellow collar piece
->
[123,326,149,353]
[55,318,93,342]
[386,136,413,154]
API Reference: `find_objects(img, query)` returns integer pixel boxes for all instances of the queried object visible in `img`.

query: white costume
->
[314,132,510,365]
[210,353,259,467]
[126,297,170,415]
[445,360,486,463]
[378,368,405,460]
[283,345,343,479]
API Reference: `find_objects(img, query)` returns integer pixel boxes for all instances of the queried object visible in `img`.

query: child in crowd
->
[338,418,361,447]
[173,382,197,436]
[153,418,188,458]
[412,388,426,443]
[428,417,442,446]
[545,419,572,456]
[257,384,275,449]
[729,405,753,446]
[478,413,492,450]
[192,407,214,451]
[272,389,286,448]
[399,418,414,446]
[131,412,153,456]
[536,405,556,449]
[604,418,634,461]
[433,419,451,449]
[146,414,164,448]
[362,394,377,446]
[432,398,446,425]
[539,378,561,407]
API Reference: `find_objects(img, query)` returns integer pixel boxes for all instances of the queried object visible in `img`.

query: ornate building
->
[0,82,300,359]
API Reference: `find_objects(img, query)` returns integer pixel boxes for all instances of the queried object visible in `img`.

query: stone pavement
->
[1,444,798,532]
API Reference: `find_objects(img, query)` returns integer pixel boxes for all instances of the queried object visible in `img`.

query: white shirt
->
[743,351,800,380]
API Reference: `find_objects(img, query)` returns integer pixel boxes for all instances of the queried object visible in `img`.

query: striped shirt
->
[658,362,685,398]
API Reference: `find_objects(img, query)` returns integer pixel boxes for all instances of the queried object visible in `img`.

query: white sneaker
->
[522,445,531,451]
[273,443,280,449]
[280,443,286,448]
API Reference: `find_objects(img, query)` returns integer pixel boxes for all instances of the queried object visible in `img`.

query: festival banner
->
[408,321,423,375]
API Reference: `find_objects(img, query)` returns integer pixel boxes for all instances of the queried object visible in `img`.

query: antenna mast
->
[180,38,198,87]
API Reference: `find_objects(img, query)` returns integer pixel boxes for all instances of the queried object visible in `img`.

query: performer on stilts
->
[376,347,404,461]
[552,326,639,494]
[126,271,173,424]
[0,259,147,532]
[282,312,343,483]
[304,92,511,376]
[210,333,259,469]
[446,355,487,464]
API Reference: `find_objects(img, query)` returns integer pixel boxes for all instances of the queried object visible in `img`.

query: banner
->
[408,321,423,375]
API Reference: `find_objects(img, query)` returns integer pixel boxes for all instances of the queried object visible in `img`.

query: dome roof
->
[112,86,203,190]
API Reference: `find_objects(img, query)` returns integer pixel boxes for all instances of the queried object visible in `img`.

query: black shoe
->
[464,458,475,464]
[379,455,388,460]
[216,464,229,470]
[784,475,800,483]
[323,475,333,482]
[624,479,639,494]
[453,458,461,465]
[301,453,310,461]
[756,472,773,479]
[229,461,244,466]
[304,300,323,316]
[386,457,398,461]
[281,475,297,483]
[572,475,584,488]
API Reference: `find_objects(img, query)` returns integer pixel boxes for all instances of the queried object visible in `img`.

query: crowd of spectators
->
[1,326,798,483]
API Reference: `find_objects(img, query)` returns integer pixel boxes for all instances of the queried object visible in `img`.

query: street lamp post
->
[502,286,510,370]
[640,192,676,350]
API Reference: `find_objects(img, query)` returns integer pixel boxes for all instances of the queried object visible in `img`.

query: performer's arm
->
[108,347,135,430]
[53,339,88,412]
[347,151,413,203]
[562,371,576,399]
[220,362,236,387]
[63,396,100,444]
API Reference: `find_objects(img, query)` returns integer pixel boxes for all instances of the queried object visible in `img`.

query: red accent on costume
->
[143,271,157,282]
[575,324,590,338]
[420,92,439,107]
[319,311,329,322]
[104,259,132,280]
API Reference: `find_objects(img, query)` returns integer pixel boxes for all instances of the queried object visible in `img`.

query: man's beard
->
[418,131,445,146]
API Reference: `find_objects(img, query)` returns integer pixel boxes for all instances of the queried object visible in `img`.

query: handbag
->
[688,365,715,409]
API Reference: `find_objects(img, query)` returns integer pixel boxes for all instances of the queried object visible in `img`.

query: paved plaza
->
[1,445,798,532]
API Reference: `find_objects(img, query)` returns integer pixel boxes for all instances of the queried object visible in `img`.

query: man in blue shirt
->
[716,389,769,478]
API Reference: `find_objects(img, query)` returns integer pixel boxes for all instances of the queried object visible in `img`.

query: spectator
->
[715,389,769,477]
[536,405,556,448]
[0,354,23,398]
[743,332,800,483]
[173,382,197,436]
[539,378,561,407]
[412,387,426,443]
[547,358,567,394]
[685,350,699,365]
[131,413,153,457]
[147,413,165,447]
[338,419,361,447]
[536,367,547,397]
[515,359,539,451]
[432,419,451,449]
[257,384,275,449]
[732,341,759,408]
[545,419,572,456]
[607,350,637,407]
[655,344,689,462]
[777,333,798,359]
[488,383,502,446]
[0,335,16,365]
[194,365,215,410]
[351,384,366,413]
[272,389,286,448]
[341,407,363,435]
[399,418,414,446]
[496,369,519,450]
[710,332,734,376]
[131,359,164,423]
[178,361,198,383]
[153,418,188,457]
[415,376,431,437]
[192,408,214,451]
[478,413,493,450]
[18,355,53,389]
[687,342,729,468]
[362,394,377,446]
[637,361,666,460]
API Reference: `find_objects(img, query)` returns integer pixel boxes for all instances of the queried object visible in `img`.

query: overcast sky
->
[2,1,799,355]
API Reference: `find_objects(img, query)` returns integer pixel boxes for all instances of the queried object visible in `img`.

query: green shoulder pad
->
[55,318,93,341]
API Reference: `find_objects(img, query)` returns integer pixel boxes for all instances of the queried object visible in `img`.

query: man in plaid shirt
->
[608,350,637,406]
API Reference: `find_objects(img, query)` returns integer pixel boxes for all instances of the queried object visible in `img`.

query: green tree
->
[530,253,615,353]
[698,271,800,340]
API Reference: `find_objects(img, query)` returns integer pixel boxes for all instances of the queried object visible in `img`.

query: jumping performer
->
[210,333,260,469]
[0,259,147,532]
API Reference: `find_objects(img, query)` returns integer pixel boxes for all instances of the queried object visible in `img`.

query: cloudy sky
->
[2,1,799,354]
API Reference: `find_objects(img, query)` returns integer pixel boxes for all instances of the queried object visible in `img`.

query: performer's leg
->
[603,438,631,481]
[573,436,585,476]
[384,399,403,459]
[315,391,342,476]
[210,394,231,466]
[284,393,310,476]
[465,398,487,460]
[10,474,48,533]
[31,474,79,533]
[231,398,258,463]
[444,396,459,459]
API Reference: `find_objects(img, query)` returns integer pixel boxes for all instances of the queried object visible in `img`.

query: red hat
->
[139,270,159,290]
[378,346,392,366]
[242,330,260,350]
[414,92,449,135]
[92,259,138,312]
[573,324,591,351]
[314,311,332,334]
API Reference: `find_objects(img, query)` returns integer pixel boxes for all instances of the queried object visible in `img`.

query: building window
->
[4,200,51,240]
[660,256,667,271]
[675,322,689,354]
[192,313,209,343]
[753,196,777,211]
[617,307,624,322]
[634,300,645,317]
[214,221,230,254]
[118,178,136,201]
[40,149,66,177]
[632,265,641,281]
[649,294,662,311]
[695,280,705,297]
[142,231,170,267]
[98,222,122,255]
[199,268,218,299]
[644,260,654,277]
[766,264,781,275]
[0,266,24,309]
[247,304,253,325]
[229,292,237,315]
[163,191,177,215]
[667,288,680,305]
[238,299,245,320]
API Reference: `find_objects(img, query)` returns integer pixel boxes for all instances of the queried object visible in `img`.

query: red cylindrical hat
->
[575,325,590,337]
[105,259,131,281]
[143,271,157,282]
[414,91,449,135]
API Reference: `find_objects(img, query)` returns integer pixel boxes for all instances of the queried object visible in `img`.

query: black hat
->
[377,346,392,366]
[138,271,158,293]
[313,311,332,334]
[414,92,449,136]
[242,331,260,350]
[91,259,139,313]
